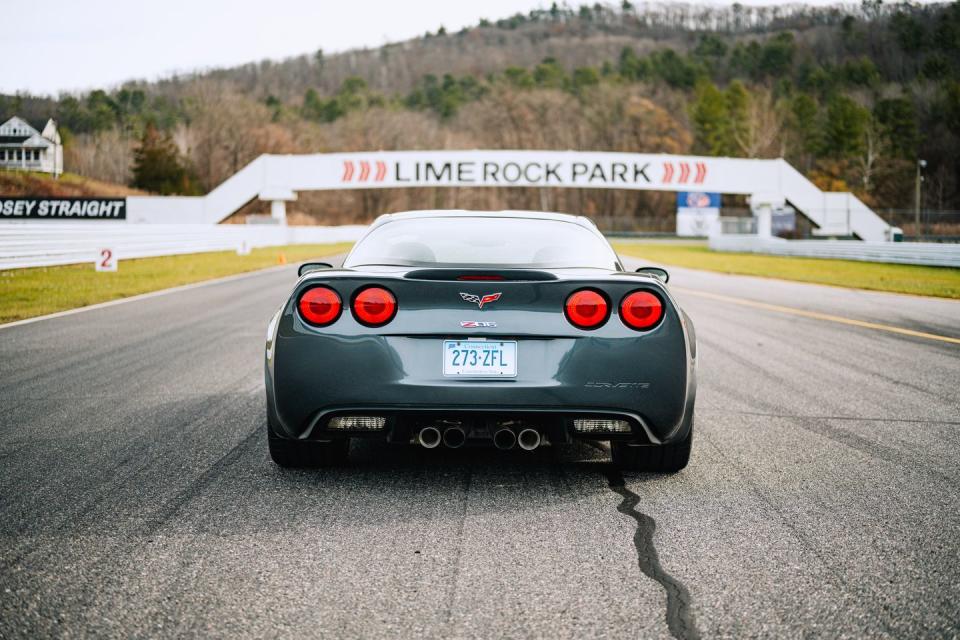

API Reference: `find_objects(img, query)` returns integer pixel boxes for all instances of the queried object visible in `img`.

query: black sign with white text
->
[0,197,127,220]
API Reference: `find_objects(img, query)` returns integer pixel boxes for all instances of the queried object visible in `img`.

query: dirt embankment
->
[0,170,148,197]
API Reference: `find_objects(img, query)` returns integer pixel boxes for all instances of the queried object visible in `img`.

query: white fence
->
[0,223,367,270]
[709,234,960,268]
[4,220,955,271]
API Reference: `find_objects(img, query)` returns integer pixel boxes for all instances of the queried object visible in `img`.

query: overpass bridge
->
[125,151,896,242]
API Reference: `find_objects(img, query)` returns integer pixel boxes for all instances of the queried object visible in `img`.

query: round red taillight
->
[352,286,397,327]
[620,291,663,330]
[564,289,609,329]
[298,286,342,326]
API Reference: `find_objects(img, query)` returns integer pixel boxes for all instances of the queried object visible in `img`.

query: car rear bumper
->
[284,404,665,445]
[266,329,696,445]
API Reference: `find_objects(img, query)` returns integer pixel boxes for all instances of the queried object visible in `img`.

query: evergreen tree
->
[131,124,193,195]
[533,58,567,88]
[504,67,534,89]
[572,67,601,93]
[823,95,870,158]
[618,48,649,81]
[790,93,820,156]
[874,98,918,157]
[690,80,731,155]
[725,80,751,153]
[651,49,699,89]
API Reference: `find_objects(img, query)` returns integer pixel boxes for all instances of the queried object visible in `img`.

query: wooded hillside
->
[3,1,959,228]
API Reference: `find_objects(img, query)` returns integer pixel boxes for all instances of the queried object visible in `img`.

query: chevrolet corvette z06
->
[265,210,696,471]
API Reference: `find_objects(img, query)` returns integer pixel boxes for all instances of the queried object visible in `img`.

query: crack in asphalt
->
[604,469,701,640]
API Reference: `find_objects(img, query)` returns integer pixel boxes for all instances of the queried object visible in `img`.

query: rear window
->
[344,217,620,269]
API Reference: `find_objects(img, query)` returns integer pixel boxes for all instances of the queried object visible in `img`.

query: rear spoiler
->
[404,268,557,282]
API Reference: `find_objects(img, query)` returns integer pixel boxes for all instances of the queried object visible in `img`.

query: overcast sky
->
[3,0,892,96]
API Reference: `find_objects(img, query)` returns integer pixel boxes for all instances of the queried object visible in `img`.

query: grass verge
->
[0,243,353,324]
[613,242,960,299]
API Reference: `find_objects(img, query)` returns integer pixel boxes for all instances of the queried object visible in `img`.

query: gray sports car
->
[265,210,696,471]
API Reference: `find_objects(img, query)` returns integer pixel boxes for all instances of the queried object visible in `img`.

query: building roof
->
[41,119,60,144]
[0,117,59,149]
[0,116,39,138]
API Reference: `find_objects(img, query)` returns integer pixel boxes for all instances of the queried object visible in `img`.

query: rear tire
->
[611,422,692,473]
[267,417,349,468]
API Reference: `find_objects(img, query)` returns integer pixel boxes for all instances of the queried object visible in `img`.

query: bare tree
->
[65,129,134,185]
[730,86,784,159]
[856,118,884,193]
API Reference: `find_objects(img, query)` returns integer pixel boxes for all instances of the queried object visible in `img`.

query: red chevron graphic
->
[358,161,371,181]
[375,160,387,181]
[662,162,674,183]
[342,160,354,182]
[694,162,707,184]
[678,162,691,183]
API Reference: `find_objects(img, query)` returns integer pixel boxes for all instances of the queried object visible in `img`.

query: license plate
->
[443,340,517,377]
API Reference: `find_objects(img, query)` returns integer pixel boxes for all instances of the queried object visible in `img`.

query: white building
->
[0,116,63,177]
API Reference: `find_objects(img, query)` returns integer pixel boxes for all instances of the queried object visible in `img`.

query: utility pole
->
[915,159,926,240]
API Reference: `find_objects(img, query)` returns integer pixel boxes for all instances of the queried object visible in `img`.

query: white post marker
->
[96,248,117,272]
[237,239,251,255]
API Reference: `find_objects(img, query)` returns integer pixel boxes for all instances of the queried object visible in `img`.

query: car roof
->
[369,209,599,231]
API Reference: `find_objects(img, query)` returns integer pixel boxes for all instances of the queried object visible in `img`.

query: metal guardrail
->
[0,223,367,270]
[709,234,960,268]
[877,209,960,242]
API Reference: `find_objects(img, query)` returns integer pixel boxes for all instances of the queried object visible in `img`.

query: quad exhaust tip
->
[493,428,517,450]
[422,425,539,451]
[418,426,442,449]
[517,428,541,451]
[442,426,467,449]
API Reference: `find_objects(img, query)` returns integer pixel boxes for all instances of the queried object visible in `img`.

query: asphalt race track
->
[1,257,958,639]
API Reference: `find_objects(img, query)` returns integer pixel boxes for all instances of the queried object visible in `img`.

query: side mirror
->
[298,262,333,277]
[635,266,669,283]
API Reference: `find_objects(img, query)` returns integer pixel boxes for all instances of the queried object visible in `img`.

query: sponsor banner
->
[677,191,721,209]
[676,191,720,237]
[0,197,127,221]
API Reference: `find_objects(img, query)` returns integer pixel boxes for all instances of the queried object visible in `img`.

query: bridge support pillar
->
[755,206,772,238]
[259,188,297,227]
[270,200,287,224]
[750,192,785,239]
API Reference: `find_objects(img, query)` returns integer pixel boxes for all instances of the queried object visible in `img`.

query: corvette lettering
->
[584,381,651,389]
[460,321,497,328]
[459,292,502,309]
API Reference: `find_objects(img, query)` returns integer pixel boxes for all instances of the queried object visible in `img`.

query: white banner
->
[257,151,774,195]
